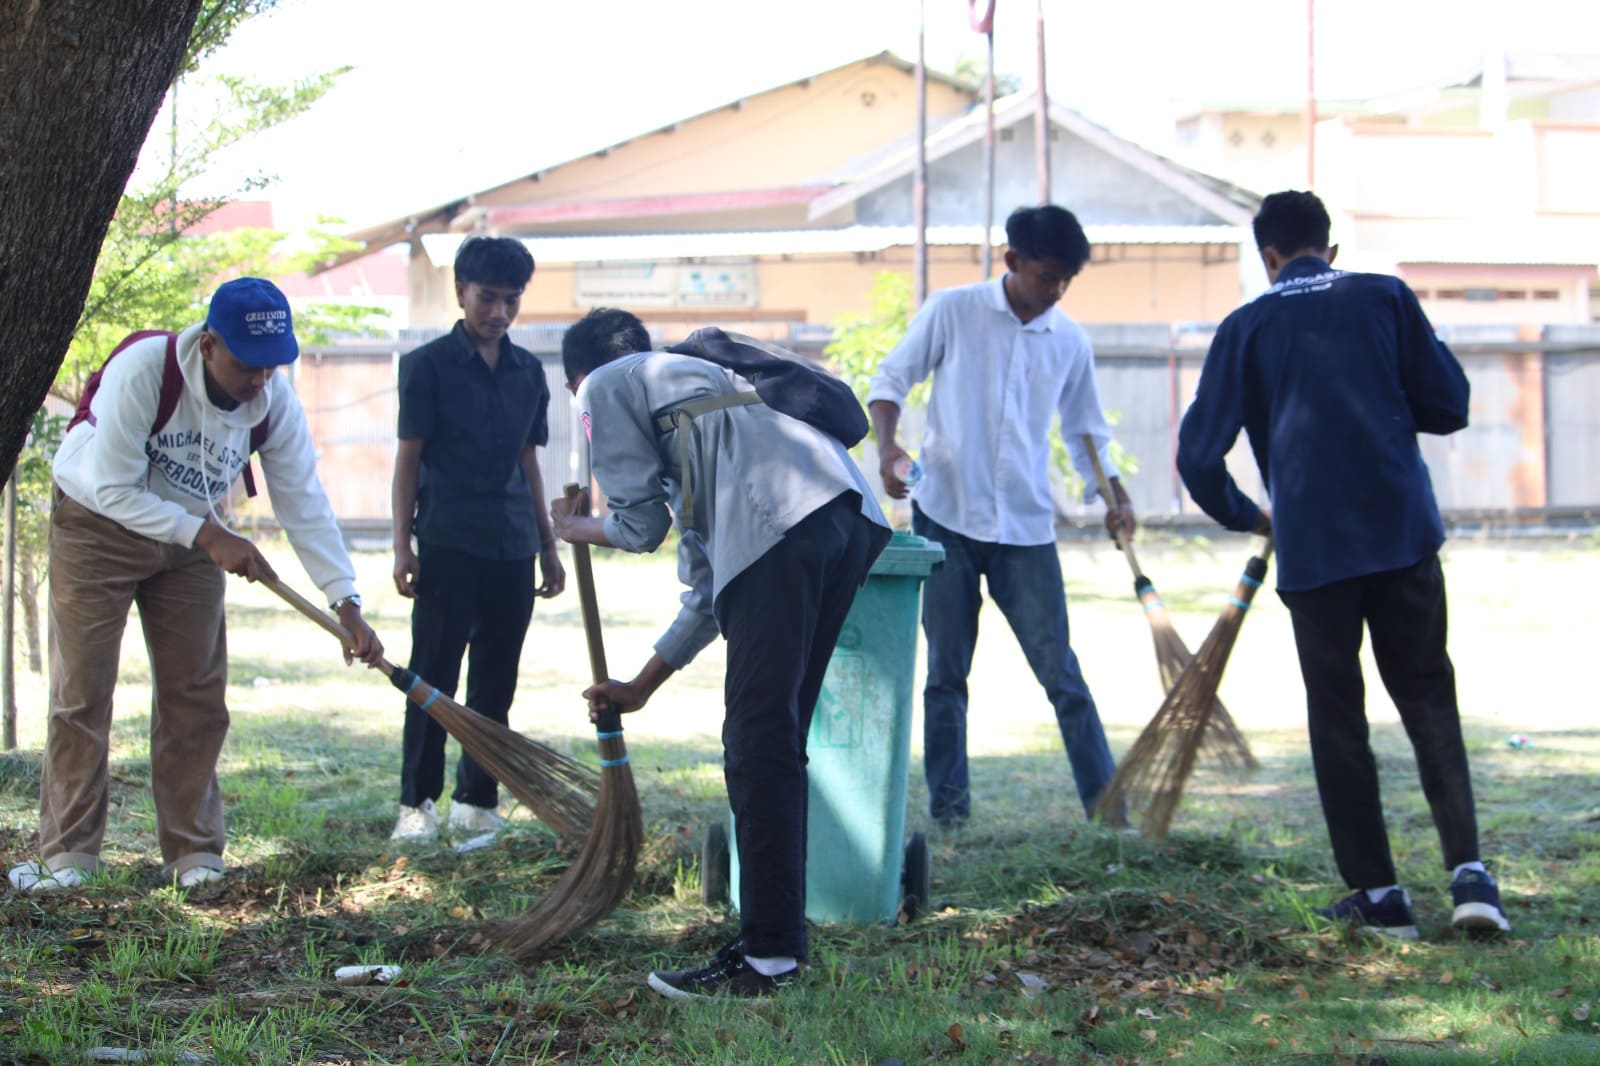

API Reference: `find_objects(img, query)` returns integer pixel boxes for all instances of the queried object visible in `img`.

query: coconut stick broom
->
[1082,435,1256,771]
[261,576,596,842]
[499,485,642,960]
[1093,536,1273,840]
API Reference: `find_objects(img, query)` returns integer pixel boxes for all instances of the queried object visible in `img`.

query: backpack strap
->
[241,413,271,498]
[654,391,764,529]
[67,330,179,433]
[151,333,184,434]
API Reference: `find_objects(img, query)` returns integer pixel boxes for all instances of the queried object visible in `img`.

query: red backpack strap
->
[67,330,179,433]
[241,412,271,498]
[151,333,183,434]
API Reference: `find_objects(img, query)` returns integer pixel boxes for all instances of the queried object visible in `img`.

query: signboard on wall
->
[678,264,757,307]
[574,264,678,307]
[574,261,757,309]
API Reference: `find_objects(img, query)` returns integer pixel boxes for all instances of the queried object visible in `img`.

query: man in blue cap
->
[8,277,383,894]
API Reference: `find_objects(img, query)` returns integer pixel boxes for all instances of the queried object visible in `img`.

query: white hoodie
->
[53,324,359,604]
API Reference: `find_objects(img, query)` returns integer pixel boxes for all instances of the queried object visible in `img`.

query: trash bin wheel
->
[900,831,931,921]
[701,822,730,906]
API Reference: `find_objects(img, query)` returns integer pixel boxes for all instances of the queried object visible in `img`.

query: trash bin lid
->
[869,531,946,576]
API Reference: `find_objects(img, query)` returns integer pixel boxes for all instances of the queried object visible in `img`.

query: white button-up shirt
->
[866,277,1119,547]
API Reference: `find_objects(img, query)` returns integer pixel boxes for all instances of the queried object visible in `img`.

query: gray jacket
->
[579,351,888,666]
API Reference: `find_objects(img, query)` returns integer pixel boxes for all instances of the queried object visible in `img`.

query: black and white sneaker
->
[1450,870,1511,935]
[1314,888,1420,939]
[647,941,798,1000]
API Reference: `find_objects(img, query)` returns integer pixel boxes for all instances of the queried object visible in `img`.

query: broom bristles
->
[255,577,598,844]
[1132,574,1258,770]
[499,484,644,961]
[387,667,597,843]
[499,717,642,960]
[1097,542,1273,840]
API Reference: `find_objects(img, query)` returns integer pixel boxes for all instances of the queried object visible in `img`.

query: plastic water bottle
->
[893,455,923,487]
[1507,734,1531,750]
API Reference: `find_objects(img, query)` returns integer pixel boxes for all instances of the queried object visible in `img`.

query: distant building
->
[327,52,1260,338]
[1171,52,1600,325]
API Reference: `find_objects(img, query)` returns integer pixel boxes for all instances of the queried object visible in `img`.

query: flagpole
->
[981,7,997,278]
[913,0,929,307]
[1035,0,1050,204]
[1305,0,1317,187]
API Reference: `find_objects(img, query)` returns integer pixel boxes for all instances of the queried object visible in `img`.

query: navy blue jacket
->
[1176,256,1469,591]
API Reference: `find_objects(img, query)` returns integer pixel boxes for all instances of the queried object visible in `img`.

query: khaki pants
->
[40,489,229,879]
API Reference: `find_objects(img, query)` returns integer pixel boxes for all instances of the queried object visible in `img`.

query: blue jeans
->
[913,505,1117,822]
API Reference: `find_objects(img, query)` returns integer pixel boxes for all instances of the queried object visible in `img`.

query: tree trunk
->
[0,0,204,486]
[20,562,41,675]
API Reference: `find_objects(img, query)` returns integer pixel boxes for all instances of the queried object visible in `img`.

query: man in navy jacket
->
[1176,190,1509,938]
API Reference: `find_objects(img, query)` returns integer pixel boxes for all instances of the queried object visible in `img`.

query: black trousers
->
[400,542,535,809]
[716,493,884,961]
[1278,553,1479,889]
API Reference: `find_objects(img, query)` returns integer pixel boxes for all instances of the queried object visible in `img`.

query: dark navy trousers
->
[716,493,882,961]
[1278,553,1479,889]
[400,542,535,809]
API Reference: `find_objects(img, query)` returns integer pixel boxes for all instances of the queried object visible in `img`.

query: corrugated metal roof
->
[419,224,1247,267]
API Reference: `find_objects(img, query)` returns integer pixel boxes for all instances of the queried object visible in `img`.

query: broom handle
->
[259,575,400,681]
[564,483,619,733]
[1081,433,1143,580]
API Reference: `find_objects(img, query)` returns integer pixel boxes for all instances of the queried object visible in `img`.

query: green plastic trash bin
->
[707,530,945,924]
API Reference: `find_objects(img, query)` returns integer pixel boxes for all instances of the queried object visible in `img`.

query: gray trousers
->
[40,489,229,879]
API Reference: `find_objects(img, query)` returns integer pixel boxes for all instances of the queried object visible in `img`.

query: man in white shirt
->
[867,204,1135,827]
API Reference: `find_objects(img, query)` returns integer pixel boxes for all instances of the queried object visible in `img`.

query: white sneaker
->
[447,801,506,835]
[176,866,223,889]
[8,861,86,893]
[390,798,438,844]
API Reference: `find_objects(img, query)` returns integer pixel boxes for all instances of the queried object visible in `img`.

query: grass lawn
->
[1,529,1597,1064]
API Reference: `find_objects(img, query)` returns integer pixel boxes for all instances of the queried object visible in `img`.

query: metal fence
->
[232,321,1600,540]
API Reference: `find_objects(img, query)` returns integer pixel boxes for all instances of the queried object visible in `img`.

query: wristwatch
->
[330,594,362,612]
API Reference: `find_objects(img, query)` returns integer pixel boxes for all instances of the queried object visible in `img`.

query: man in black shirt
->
[390,236,565,845]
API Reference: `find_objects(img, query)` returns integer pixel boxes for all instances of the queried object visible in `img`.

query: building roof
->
[804,91,1260,226]
[331,50,979,264]
[417,223,1249,268]
[1176,52,1600,123]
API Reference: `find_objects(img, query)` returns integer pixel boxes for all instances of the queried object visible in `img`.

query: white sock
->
[1452,861,1487,879]
[1365,884,1399,904]
[743,954,798,977]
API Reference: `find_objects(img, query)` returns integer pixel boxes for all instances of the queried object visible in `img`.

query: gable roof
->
[327,51,978,268]
[806,91,1258,226]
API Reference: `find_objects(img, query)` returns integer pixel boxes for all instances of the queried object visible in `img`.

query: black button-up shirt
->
[398,322,551,560]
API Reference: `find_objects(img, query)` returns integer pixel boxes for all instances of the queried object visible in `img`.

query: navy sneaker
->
[647,941,798,1000]
[1314,888,1419,939]
[1450,870,1511,935]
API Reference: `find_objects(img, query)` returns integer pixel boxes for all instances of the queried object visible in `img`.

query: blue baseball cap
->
[206,277,299,367]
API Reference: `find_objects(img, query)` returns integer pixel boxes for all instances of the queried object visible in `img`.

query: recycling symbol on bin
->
[814,649,865,749]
